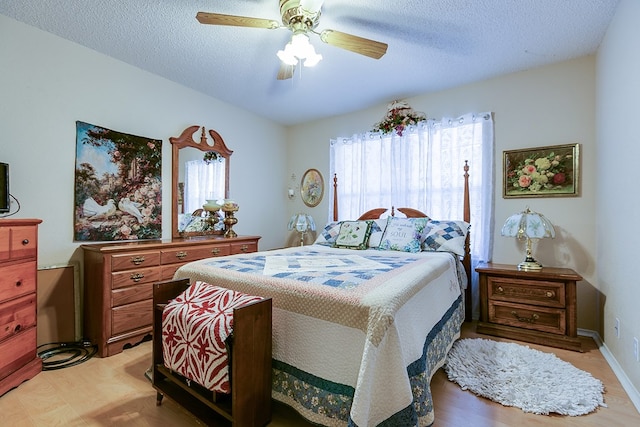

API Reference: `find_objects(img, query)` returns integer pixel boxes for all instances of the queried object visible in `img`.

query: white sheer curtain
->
[184,159,226,214]
[329,112,494,319]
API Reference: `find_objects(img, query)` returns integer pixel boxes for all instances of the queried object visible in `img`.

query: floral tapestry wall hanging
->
[74,121,162,241]
[372,100,426,136]
[503,143,580,198]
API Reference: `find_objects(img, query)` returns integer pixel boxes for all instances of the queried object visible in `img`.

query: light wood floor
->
[1,322,638,426]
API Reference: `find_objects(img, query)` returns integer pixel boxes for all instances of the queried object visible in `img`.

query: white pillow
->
[367,218,388,248]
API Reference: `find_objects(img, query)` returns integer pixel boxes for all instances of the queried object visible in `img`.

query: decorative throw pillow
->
[421,220,470,256]
[378,216,429,253]
[333,220,373,250]
[314,221,342,246]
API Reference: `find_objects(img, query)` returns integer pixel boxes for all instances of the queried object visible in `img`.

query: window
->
[330,112,494,318]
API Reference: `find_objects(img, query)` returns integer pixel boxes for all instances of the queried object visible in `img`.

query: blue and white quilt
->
[174,244,465,427]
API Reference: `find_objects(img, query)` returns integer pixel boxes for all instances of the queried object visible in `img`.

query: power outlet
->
[634,338,639,362]
[614,318,620,338]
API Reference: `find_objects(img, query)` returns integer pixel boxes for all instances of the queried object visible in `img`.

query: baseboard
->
[578,328,640,413]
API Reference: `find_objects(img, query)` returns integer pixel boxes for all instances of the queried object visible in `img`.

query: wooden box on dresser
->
[476,262,583,352]
[81,235,260,357]
[0,218,42,396]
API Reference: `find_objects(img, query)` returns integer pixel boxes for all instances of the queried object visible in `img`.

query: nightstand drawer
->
[489,300,566,335]
[487,276,565,308]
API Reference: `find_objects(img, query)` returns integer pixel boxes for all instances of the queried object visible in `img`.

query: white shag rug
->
[444,338,606,416]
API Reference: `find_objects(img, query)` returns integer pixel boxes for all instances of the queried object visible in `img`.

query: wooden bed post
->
[462,160,472,322]
[333,173,338,222]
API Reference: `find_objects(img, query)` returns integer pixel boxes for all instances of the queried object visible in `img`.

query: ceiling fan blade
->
[196,12,280,29]
[277,63,295,80]
[319,29,388,59]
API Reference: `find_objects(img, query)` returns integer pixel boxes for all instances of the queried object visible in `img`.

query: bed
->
[163,164,472,426]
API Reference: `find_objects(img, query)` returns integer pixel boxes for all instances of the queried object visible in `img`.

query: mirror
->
[170,125,232,238]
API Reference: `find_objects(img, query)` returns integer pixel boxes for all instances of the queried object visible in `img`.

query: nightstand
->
[476,262,583,352]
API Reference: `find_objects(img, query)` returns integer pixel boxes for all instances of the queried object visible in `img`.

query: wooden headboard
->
[331,161,472,321]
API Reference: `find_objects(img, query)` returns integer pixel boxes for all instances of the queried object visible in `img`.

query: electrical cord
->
[37,340,98,370]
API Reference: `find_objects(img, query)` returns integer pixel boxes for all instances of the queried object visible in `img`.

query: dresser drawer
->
[231,241,257,254]
[161,263,188,281]
[111,267,161,290]
[160,245,231,265]
[487,276,565,308]
[8,226,38,261]
[112,283,153,307]
[0,326,36,379]
[0,294,36,342]
[111,299,153,336]
[111,251,161,272]
[489,300,566,335]
[0,261,37,303]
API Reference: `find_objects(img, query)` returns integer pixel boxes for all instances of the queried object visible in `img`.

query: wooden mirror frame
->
[170,125,233,239]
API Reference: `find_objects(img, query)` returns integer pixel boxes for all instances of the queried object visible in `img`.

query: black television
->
[0,162,9,213]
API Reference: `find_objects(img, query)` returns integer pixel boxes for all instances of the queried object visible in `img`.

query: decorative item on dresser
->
[81,235,260,357]
[287,213,316,246]
[0,218,42,396]
[476,262,583,352]
[501,207,556,271]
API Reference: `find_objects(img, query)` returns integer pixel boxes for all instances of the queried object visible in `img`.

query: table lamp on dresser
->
[501,207,555,270]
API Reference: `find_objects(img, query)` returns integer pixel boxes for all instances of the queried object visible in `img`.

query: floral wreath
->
[372,100,426,136]
[203,151,222,164]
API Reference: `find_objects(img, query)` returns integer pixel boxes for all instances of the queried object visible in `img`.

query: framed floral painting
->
[300,168,324,207]
[503,143,580,198]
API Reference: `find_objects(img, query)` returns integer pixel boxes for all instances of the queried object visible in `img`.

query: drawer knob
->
[496,286,504,293]
[511,311,539,323]
[130,273,145,282]
[14,324,21,333]
[15,280,22,287]
[240,244,249,252]
[176,251,188,260]
[22,239,29,246]
[131,256,145,265]
[546,291,555,298]
[211,248,220,255]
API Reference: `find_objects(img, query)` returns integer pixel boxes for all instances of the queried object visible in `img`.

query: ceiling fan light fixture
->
[276,32,322,67]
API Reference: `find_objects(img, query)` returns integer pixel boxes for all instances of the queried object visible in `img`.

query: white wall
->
[0,14,289,268]
[288,55,599,331]
[597,0,640,395]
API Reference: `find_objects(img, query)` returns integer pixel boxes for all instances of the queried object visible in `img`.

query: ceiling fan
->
[196,0,388,80]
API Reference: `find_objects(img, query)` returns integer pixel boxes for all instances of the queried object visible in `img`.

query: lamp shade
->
[288,213,316,233]
[501,207,555,240]
[501,207,555,270]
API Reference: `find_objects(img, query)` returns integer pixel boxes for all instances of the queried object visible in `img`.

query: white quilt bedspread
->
[174,245,463,426]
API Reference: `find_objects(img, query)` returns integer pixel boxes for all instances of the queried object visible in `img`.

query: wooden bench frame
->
[152,279,272,426]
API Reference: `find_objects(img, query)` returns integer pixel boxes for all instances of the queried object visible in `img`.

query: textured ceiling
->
[0,0,619,125]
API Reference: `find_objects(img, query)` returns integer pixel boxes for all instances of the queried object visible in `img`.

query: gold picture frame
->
[300,168,324,207]
[503,143,580,198]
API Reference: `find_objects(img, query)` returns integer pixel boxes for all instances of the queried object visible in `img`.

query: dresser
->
[82,235,260,357]
[476,262,583,352]
[0,218,42,396]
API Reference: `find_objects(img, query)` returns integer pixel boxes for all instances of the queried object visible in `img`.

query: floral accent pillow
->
[333,220,373,250]
[313,221,342,246]
[378,217,429,253]
[421,220,470,256]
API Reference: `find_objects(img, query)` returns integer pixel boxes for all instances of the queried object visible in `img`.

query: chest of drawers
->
[476,262,583,352]
[82,235,260,357]
[0,218,42,396]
